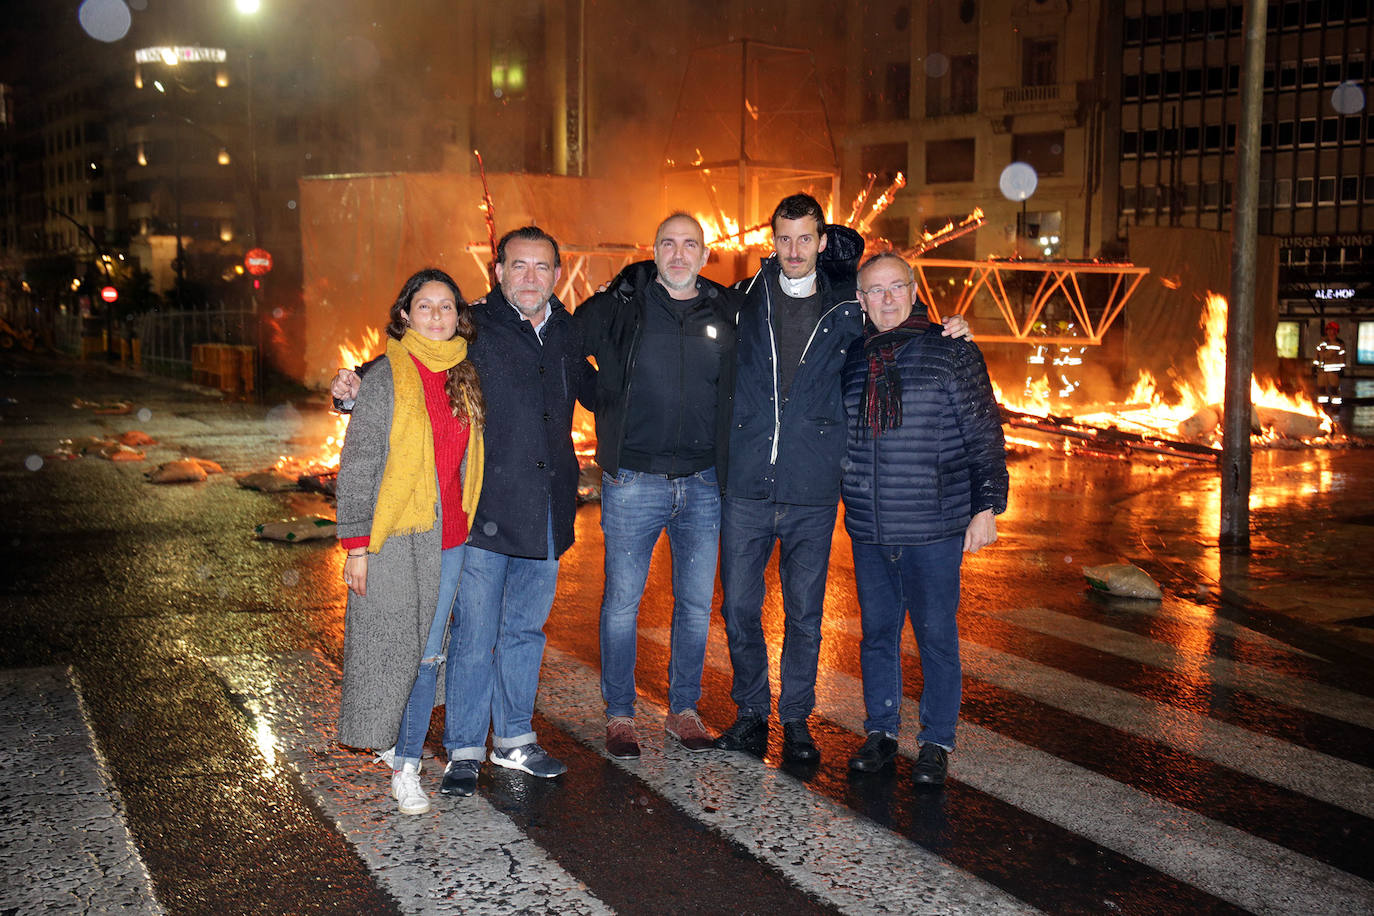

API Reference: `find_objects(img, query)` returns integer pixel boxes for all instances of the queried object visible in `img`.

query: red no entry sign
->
[245,248,273,276]
[100,286,118,303]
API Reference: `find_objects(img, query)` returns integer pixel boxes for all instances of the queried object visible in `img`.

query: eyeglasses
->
[860,281,912,299]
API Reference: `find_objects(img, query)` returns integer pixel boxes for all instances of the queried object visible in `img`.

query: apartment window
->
[1319,177,1337,204]
[1142,130,1159,155]
[950,55,979,114]
[1262,122,1274,146]
[1140,186,1159,210]
[1184,125,1201,151]
[1342,176,1360,202]
[863,142,909,183]
[1144,72,1162,97]
[1347,58,1366,82]
[1186,68,1204,95]
[1209,7,1228,33]
[1203,182,1221,210]
[1188,9,1206,34]
[1322,118,1339,143]
[1281,2,1301,28]
[1204,124,1223,150]
[1125,17,1143,44]
[885,63,912,119]
[1275,178,1293,206]
[1364,175,1374,201]
[1325,58,1345,84]
[1166,12,1184,38]
[925,139,974,182]
[1165,70,1181,96]
[1296,177,1314,206]
[1161,127,1179,153]
[1346,117,1363,142]
[1299,118,1317,145]
[1302,59,1320,86]
[1263,66,1276,90]
[1023,38,1058,87]
[1013,131,1065,176]
[1145,15,1163,41]
[1226,124,1237,149]
[1121,186,1138,211]
[1122,130,1139,156]
[1258,179,1272,207]
[1123,74,1141,99]
[1279,63,1297,89]
[1278,120,1295,146]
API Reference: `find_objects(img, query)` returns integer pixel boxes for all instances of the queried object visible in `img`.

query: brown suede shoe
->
[665,709,714,752]
[606,716,640,759]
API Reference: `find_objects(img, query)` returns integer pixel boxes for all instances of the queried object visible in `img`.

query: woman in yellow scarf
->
[335,268,485,815]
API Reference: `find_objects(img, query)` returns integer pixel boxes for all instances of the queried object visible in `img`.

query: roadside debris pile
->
[53,431,157,462]
[71,398,134,415]
[146,458,224,484]
[1083,563,1164,600]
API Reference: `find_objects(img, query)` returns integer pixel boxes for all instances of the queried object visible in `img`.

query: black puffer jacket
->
[840,318,1008,545]
[575,261,737,481]
[727,225,863,505]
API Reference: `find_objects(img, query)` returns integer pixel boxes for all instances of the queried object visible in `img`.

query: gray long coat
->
[335,356,453,750]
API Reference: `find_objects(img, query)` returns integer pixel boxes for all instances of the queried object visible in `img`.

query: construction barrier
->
[192,343,257,396]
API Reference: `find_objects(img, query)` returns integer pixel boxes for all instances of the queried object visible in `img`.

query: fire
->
[276,328,383,475]
[999,292,1333,447]
[695,211,771,252]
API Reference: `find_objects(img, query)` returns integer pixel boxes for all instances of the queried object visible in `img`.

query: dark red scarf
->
[860,312,931,435]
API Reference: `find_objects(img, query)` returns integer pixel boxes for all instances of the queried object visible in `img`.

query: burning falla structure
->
[273,40,1337,480]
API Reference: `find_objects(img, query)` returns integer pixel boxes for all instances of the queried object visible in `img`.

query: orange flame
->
[277,328,383,475]
[1001,293,1332,445]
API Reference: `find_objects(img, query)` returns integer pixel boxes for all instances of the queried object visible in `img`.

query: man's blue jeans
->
[444,513,560,760]
[599,467,720,718]
[394,544,466,768]
[720,495,836,723]
[851,536,964,750]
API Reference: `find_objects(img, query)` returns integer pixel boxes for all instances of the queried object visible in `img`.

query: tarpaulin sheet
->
[1125,225,1279,397]
[297,172,660,388]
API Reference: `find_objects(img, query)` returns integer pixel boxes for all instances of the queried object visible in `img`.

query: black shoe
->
[713,712,768,754]
[848,731,898,772]
[440,758,480,797]
[912,743,948,785]
[781,720,820,764]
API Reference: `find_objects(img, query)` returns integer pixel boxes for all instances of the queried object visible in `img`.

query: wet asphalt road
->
[1,352,1372,915]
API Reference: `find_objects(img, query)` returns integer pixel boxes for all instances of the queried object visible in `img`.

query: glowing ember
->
[695,211,771,252]
[856,173,907,236]
[277,328,383,475]
[999,292,1333,447]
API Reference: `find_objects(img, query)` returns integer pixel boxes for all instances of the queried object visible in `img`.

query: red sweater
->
[341,355,471,551]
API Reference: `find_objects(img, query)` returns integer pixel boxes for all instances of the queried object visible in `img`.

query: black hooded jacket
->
[575,261,737,482]
[725,224,864,506]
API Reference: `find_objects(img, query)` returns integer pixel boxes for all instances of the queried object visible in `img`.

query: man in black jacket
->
[840,252,1007,786]
[714,195,969,765]
[576,212,737,759]
[329,227,594,794]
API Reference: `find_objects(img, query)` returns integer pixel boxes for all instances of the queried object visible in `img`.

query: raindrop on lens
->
[1331,81,1366,115]
[1064,555,1073,564]
[197,565,213,581]
[24,455,43,472]
[483,521,498,537]
[272,308,284,319]
[78,0,131,42]
[925,53,950,78]
[282,569,301,587]
[137,408,152,422]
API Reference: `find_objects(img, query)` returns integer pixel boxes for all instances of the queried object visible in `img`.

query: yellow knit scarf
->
[368,330,485,553]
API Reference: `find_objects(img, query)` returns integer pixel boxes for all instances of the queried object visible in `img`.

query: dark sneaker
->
[912,743,949,785]
[713,712,768,754]
[440,758,480,797]
[665,709,714,752]
[606,716,640,759]
[782,720,820,764]
[490,743,567,778]
[848,731,899,772]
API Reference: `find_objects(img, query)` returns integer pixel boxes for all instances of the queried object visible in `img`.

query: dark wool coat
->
[726,225,864,506]
[840,322,1009,546]
[335,356,452,749]
[466,289,593,560]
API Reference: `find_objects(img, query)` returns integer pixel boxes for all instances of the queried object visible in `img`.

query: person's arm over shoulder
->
[332,353,386,414]
[948,339,1008,517]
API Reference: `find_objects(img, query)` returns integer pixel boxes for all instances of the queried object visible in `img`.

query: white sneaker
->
[390,762,430,815]
[376,746,397,769]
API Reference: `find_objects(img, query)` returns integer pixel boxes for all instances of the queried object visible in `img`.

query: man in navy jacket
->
[714,195,968,764]
[840,252,1007,786]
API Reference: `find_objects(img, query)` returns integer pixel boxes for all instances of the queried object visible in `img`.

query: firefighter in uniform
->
[1313,320,1346,412]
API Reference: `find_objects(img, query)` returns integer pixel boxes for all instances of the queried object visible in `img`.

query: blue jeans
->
[851,536,964,749]
[719,495,836,723]
[599,467,721,718]
[394,544,466,768]
[444,513,560,760]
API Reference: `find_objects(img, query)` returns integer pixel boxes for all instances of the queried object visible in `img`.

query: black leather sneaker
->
[912,743,949,785]
[440,758,480,797]
[713,711,769,755]
[781,720,820,763]
[848,731,899,772]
